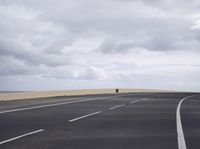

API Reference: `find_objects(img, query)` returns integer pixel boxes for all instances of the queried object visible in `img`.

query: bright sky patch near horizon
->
[0,0,200,91]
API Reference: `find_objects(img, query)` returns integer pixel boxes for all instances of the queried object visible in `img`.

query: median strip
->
[0,129,44,145]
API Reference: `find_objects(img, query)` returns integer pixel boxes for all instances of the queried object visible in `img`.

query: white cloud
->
[0,0,200,91]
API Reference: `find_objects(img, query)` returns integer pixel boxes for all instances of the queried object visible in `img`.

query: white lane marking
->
[68,111,101,122]
[129,100,140,104]
[0,94,126,114]
[142,98,148,101]
[0,99,70,110]
[176,94,199,149]
[0,129,44,145]
[129,98,148,104]
[109,104,125,110]
[0,97,87,110]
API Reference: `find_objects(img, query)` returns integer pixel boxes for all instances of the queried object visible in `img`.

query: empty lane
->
[0,93,199,149]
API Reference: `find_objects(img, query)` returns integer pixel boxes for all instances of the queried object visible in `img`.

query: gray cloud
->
[97,40,136,53]
[0,0,200,91]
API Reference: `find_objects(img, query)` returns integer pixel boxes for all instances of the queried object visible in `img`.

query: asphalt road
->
[0,92,199,149]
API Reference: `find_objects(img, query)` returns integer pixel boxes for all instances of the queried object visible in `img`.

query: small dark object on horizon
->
[116,89,119,93]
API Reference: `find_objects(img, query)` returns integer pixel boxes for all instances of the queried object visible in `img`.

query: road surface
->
[0,92,199,149]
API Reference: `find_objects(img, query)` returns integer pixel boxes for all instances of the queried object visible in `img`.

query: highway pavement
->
[0,92,199,149]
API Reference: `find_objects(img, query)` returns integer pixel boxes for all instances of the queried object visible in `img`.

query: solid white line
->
[109,104,125,110]
[0,97,87,110]
[68,111,101,122]
[0,129,44,145]
[176,94,198,149]
[0,94,126,114]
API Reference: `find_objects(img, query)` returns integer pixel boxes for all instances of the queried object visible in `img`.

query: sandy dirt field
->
[0,88,167,101]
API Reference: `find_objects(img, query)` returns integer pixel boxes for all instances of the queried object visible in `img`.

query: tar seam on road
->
[68,111,101,122]
[0,94,127,114]
[176,94,198,149]
[0,129,44,145]
[109,104,125,110]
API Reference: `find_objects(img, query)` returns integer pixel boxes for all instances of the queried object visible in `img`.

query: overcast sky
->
[0,0,200,91]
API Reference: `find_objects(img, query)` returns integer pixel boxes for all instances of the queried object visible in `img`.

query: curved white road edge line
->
[176,94,198,149]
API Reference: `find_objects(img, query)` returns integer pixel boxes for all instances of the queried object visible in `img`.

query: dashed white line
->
[129,98,148,104]
[0,94,126,114]
[129,100,140,104]
[68,111,101,122]
[176,94,198,149]
[142,98,148,101]
[0,129,44,145]
[109,104,125,110]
